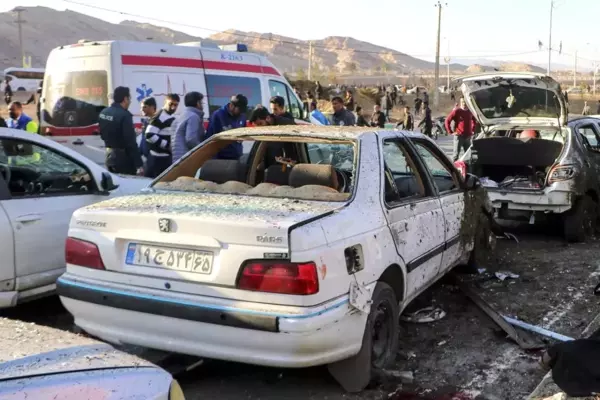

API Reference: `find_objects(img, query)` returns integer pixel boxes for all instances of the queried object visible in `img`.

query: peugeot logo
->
[158,218,172,233]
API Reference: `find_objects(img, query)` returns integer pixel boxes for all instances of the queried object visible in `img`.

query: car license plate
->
[125,243,213,274]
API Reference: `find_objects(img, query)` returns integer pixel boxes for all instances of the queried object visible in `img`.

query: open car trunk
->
[469,137,563,190]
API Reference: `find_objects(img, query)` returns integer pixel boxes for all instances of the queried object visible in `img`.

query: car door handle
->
[15,214,42,223]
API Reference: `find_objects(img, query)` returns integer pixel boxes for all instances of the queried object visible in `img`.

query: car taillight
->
[548,164,576,184]
[454,160,467,178]
[65,237,105,270]
[237,261,319,295]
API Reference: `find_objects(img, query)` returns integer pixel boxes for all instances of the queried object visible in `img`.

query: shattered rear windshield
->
[470,86,561,119]
[153,137,357,202]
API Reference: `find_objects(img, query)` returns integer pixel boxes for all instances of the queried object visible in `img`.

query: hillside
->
[0,6,543,77]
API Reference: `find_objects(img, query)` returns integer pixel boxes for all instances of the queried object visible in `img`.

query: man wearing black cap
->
[206,94,248,160]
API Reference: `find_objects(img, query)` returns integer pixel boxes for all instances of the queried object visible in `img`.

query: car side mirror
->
[101,171,119,192]
[465,173,480,190]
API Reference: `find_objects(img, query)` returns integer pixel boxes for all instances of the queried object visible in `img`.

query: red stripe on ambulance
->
[120,55,280,76]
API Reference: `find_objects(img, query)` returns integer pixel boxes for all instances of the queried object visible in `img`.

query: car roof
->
[456,71,551,81]
[214,126,432,141]
[568,116,600,125]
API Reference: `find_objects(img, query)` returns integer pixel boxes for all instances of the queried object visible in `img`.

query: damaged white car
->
[57,126,492,392]
[457,72,600,242]
[0,128,150,308]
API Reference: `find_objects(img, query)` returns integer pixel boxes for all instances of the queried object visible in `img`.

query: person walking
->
[172,91,205,163]
[3,79,12,106]
[396,106,414,130]
[582,101,591,116]
[445,97,477,161]
[98,86,143,175]
[206,94,248,160]
[418,102,433,138]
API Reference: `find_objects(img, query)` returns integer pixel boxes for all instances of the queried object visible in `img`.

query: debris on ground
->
[382,370,415,384]
[502,316,574,342]
[541,393,566,400]
[495,271,520,281]
[454,278,545,350]
[400,307,447,324]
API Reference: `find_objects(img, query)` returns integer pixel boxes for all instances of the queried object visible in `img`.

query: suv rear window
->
[205,75,261,115]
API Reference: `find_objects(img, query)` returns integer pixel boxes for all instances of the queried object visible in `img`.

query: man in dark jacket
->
[0,116,6,128]
[418,102,433,137]
[3,79,12,106]
[250,107,296,126]
[355,106,369,127]
[206,94,248,160]
[396,106,414,130]
[143,95,178,178]
[269,96,294,120]
[331,96,356,126]
[445,97,477,161]
[370,104,386,128]
[98,86,143,175]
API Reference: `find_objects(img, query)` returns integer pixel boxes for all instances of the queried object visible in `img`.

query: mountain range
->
[0,6,554,77]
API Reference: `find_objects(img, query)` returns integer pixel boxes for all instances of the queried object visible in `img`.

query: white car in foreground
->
[58,126,492,392]
[0,128,150,308]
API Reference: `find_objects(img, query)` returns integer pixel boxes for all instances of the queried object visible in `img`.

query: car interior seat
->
[288,164,339,191]
[198,159,248,184]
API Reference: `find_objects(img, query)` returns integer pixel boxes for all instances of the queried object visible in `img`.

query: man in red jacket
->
[445,97,478,161]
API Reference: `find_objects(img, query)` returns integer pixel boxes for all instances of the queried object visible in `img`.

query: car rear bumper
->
[488,189,572,213]
[57,274,367,368]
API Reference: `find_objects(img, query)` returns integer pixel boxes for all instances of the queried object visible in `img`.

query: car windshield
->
[470,86,561,119]
[153,136,357,202]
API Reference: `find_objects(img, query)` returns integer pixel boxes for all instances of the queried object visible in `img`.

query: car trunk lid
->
[459,73,567,129]
[71,191,343,286]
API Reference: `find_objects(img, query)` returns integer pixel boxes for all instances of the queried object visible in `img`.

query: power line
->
[61,0,544,60]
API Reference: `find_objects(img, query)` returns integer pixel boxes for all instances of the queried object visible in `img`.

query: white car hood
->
[459,73,567,129]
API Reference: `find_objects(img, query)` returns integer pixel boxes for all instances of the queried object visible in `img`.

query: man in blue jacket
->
[205,94,248,160]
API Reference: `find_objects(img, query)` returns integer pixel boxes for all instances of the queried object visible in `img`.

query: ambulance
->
[40,40,308,164]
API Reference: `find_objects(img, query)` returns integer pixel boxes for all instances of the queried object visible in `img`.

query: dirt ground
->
[1,228,599,400]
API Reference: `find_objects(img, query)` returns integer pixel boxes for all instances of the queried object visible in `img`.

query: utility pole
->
[547,0,553,75]
[444,38,451,90]
[12,7,26,67]
[433,1,445,109]
[593,63,597,96]
[308,41,313,81]
[573,50,577,88]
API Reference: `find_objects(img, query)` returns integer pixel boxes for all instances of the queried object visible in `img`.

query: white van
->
[2,67,45,93]
[41,40,307,164]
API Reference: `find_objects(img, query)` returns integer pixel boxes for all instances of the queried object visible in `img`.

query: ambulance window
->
[288,91,304,120]
[205,75,262,115]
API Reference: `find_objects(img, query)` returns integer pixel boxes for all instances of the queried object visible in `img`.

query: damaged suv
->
[457,72,599,242]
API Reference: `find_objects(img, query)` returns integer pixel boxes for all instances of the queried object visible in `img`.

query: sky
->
[1,0,599,70]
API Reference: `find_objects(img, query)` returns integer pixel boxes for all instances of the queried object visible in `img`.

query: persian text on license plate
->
[125,243,213,274]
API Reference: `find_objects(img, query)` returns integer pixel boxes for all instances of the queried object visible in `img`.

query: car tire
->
[564,195,597,242]
[327,282,399,393]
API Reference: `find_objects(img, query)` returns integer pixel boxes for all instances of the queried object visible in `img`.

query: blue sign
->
[136,84,153,102]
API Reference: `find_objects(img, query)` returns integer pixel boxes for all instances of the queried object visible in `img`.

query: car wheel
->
[563,195,597,242]
[327,282,399,392]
